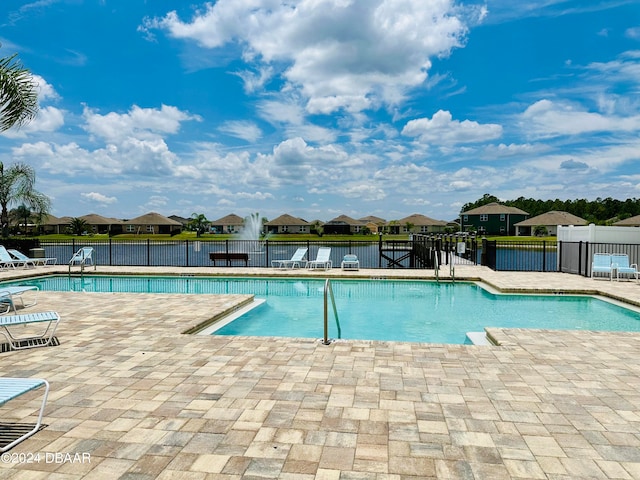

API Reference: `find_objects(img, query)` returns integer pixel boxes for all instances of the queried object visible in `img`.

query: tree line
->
[461,194,640,225]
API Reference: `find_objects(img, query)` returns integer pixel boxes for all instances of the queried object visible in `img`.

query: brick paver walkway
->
[0,265,639,479]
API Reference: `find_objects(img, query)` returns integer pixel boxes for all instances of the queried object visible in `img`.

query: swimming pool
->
[6,275,640,344]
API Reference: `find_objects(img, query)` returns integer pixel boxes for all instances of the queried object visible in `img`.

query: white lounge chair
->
[307,247,332,270]
[271,247,308,269]
[0,246,26,269]
[0,311,60,350]
[591,253,613,280]
[68,247,95,272]
[341,254,360,271]
[0,378,50,452]
[8,249,57,267]
[611,254,639,282]
[0,286,38,313]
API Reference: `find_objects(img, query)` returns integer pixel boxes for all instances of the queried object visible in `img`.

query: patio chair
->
[591,253,613,280]
[68,247,95,272]
[0,377,50,452]
[307,247,332,270]
[611,254,639,282]
[0,311,61,350]
[341,254,360,271]
[0,286,39,313]
[0,246,26,269]
[271,247,308,269]
[8,249,57,267]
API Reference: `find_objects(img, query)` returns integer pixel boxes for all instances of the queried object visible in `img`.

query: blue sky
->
[1,0,639,223]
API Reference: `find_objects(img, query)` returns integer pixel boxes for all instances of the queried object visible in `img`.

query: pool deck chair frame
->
[68,247,95,273]
[307,247,332,270]
[0,286,39,313]
[0,378,49,452]
[0,311,60,350]
[8,249,57,267]
[341,254,360,271]
[591,253,613,280]
[611,254,640,282]
[0,246,25,269]
[271,247,308,269]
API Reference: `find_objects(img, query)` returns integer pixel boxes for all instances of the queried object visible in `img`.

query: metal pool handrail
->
[322,278,340,345]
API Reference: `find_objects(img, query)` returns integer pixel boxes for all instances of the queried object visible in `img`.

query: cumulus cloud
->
[83,104,200,143]
[81,192,118,204]
[521,99,640,138]
[142,0,481,113]
[401,110,503,145]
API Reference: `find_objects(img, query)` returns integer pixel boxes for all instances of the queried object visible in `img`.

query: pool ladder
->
[322,279,341,345]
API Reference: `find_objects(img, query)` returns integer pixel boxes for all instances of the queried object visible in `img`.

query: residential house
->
[359,216,386,234]
[41,214,72,235]
[613,215,640,227]
[323,215,366,235]
[124,212,182,235]
[265,214,311,234]
[514,211,588,236]
[460,202,529,235]
[210,214,245,234]
[395,214,448,235]
[80,213,124,235]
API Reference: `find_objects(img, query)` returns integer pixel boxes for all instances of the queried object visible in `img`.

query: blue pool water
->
[5,275,640,344]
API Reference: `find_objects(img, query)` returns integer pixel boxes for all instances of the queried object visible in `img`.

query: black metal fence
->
[40,238,434,269]
[558,241,640,277]
[482,239,558,272]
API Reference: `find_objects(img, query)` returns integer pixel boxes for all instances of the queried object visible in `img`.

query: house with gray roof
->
[393,214,448,235]
[323,215,365,235]
[210,214,245,234]
[265,214,311,234]
[514,211,588,236]
[124,212,182,235]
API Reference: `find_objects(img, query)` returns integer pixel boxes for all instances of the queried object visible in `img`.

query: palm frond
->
[0,53,38,132]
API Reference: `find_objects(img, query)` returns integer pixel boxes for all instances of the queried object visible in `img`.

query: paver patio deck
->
[0,265,639,479]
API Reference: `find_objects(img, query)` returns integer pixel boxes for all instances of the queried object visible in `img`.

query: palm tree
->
[68,217,88,236]
[0,162,51,237]
[0,48,38,132]
[13,204,31,234]
[188,213,210,237]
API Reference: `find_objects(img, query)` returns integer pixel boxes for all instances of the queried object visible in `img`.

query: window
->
[500,214,505,221]
[421,226,428,233]
[282,225,289,232]
[146,225,154,233]
[463,215,468,222]
[480,214,488,222]
[299,226,306,233]
[126,225,135,233]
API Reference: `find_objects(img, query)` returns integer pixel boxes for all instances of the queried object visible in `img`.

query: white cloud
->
[1,105,65,138]
[219,121,263,143]
[31,74,59,103]
[81,192,117,204]
[83,104,200,143]
[520,99,640,138]
[401,110,503,144]
[144,0,478,113]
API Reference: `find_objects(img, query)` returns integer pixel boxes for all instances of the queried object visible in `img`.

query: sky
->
[1,0,639,223]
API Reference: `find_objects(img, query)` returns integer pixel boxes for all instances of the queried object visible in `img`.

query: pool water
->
[6,275,640,344]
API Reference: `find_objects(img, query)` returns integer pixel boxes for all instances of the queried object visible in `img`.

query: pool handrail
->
[322,279,340,345]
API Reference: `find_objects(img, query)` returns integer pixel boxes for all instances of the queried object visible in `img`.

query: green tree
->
[533,225,548,237]
[12,204,31,234]
[0,48,38,132]
[0,162,50,237]
[68,217,88,236]
[188,213,210,237]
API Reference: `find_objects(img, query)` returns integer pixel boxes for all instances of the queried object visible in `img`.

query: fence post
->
[185,240,189,267]
[147,239,151,266]
[542,241,546,272]
[109,238,113,266]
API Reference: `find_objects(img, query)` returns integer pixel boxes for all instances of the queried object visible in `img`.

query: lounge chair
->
[611,254,639,282]
[271,247,308,269]
[8,249,57,267]
[341,254,360,271]
[307,247,332,270]
[591,253,613,280]
[0,377,50,452]
[0,246,26,269]
[0,311,60,350]
[68,247,95,272]
[0,286,38,313]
